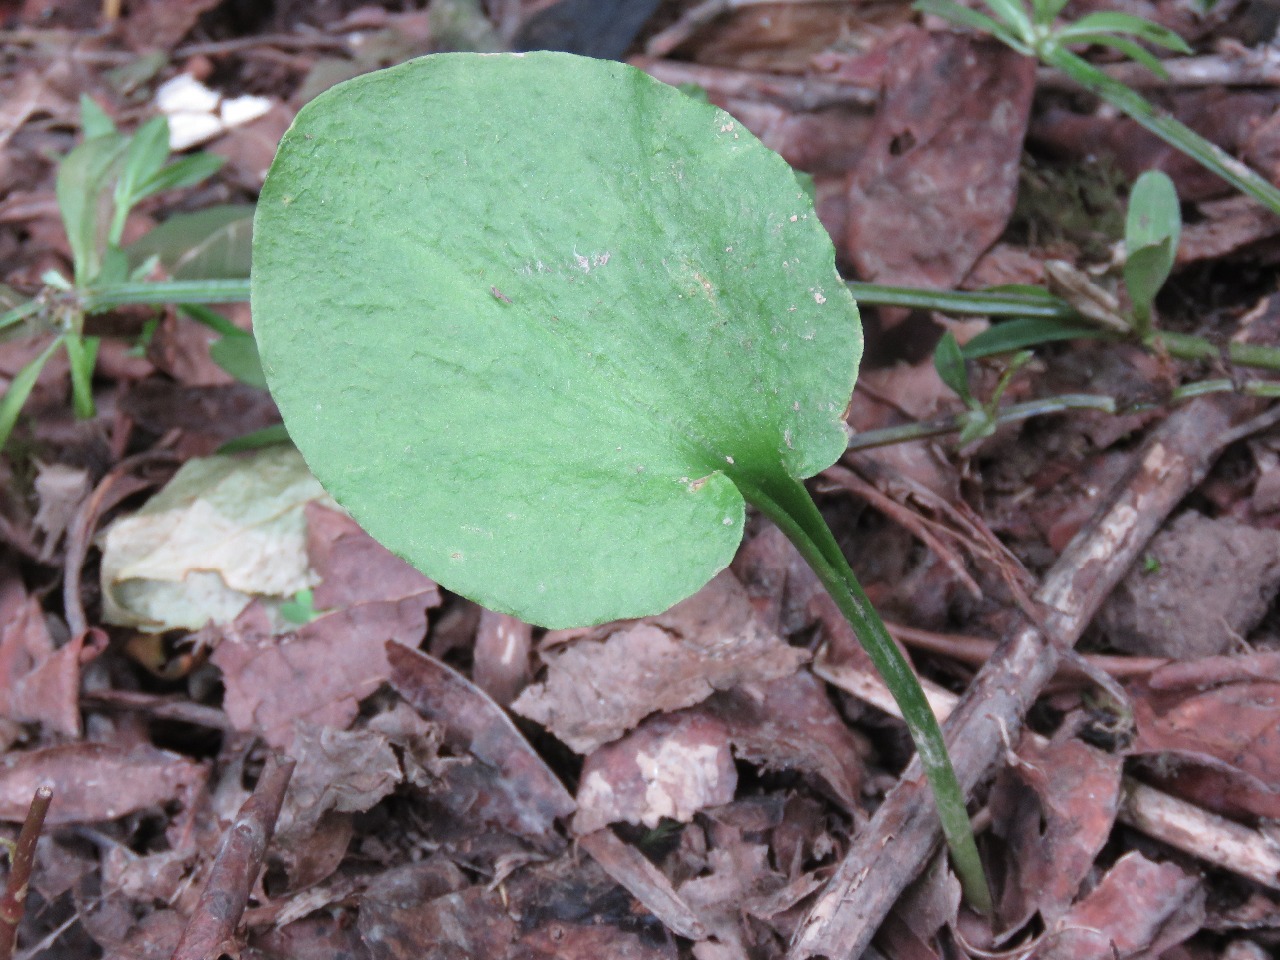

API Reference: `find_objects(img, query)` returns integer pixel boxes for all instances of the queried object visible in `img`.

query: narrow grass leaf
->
[961,317,1110,359]
[0,338,62,449]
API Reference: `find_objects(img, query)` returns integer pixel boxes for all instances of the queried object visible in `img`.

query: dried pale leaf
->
[98,446,334,631]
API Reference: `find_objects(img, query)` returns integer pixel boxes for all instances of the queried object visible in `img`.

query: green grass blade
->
[80,278,252,310]
[847,281,1077,319]
[914,0,1030,52]
[0,337,62,450]
[216,423,291,454]
[64,334,99,419]
[0,298,42,333]
[1043,47,1280,215]
[1058,33,1170,78]
[1054,12,1192,52]
[961,317,1112,358]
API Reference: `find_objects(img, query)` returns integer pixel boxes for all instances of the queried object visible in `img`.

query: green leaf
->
[1055,12,1192,53]
[933,331,974,406]
[134,152,225,204]
[56,132,129,285]
[0,337,62,450]
[64,334,100,419]
[914,0,1028,51]
[79,94,116,138]
[1058,32,1171,78]
[209,332,267,388]
[252,52,862,630]
[977,0,1034,40]
[961,317,1110,358]
[126,205,254,280]
[1124,169,1180,326]
[111,116,171,244]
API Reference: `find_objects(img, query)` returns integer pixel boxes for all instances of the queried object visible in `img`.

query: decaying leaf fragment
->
[513,572,808,753]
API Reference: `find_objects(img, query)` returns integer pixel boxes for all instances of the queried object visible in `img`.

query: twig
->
[62,449,178,636]
[0,785,53,960]
[170,754,295,960]
[883,619,1167,681]
[644,0,855,58]
[633,58,878,111]
[814,654,1280,893]
[790,393,1263,960]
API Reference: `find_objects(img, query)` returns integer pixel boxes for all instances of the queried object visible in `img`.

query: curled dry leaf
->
[988,734,1124,928]
[0,583,98,738]
[513,571,808,754]
[387,641,576,848]
[1037,852,1204,960]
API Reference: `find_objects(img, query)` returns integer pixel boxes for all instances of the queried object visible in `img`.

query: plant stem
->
[1042,46,1280,216]
[733,470,994,913]
[80,278,251,310]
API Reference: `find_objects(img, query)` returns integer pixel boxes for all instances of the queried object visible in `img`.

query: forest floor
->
[1,1,1279,959]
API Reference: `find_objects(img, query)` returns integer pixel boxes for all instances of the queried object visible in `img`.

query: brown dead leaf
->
[387,641,576,848]
[843,31,1035,289]
[988,735,1123,928]
[1038,852,1204,960]
[515,922,678,960]
[706,671,865,813]
[359,869,513,960]
[0,585,99,737]
[574,710,736,834]
[513,571,808,753]
[1130,660,1280,820]
[0,742,205,824]
[119,0,222,49]
[213,600,426,749]
[306,503,441,610]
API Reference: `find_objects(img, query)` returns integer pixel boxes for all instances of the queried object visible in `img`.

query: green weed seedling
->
[250,51,993,911]
[916,0,1280,214]
[0,97,258,449]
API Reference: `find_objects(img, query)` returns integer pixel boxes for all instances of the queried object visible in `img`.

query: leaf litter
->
[0,1,1279,958]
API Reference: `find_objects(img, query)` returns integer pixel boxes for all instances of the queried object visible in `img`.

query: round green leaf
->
[252,52,861,628]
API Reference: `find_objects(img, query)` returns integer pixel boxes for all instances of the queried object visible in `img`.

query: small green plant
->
[916,0,1280,215]
[251,52,993,911]
[0,98,258,449]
